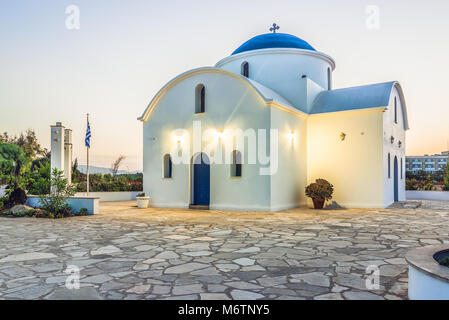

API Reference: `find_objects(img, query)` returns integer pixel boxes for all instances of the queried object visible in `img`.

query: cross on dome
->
[269,23,279,33]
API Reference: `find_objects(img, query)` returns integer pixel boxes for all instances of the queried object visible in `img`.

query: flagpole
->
[86,113,90,196]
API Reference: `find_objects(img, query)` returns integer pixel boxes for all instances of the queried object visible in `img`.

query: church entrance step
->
[189,204,210,210]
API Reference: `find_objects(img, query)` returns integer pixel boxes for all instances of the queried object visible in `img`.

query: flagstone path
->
[0,200,448,300]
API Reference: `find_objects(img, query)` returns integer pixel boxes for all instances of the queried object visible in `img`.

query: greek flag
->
[85,121,91,148]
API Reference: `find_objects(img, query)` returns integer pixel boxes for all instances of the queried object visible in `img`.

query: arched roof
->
[232,33,316,55]
[138,67,298,122]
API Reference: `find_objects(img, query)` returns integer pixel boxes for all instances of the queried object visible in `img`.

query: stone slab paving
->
[0,200,448,300]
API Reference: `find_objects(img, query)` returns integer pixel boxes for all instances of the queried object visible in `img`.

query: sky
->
[1,0,449,171]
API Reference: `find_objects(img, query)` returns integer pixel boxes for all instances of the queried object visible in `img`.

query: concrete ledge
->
[75,191,140,202]
[26,195,99,215]
[406,191,449,201]
[406,244,449,300]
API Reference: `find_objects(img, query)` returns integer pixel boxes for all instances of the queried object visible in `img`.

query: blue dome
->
[232,33,316,55]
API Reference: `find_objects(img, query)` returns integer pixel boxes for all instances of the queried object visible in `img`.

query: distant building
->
[405,151,448,173]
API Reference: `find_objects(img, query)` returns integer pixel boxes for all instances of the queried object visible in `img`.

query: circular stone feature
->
[406,245,449,300]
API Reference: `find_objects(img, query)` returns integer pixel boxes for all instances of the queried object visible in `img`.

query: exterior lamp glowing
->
[215,130,226,141]
[176,135,183,144]
[287,130,296,142]
[172,131,185,144]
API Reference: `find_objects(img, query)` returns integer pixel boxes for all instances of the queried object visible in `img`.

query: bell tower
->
[50,122,73,184]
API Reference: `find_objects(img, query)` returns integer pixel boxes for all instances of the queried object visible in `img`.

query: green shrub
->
[137,192,145,197]
[14,209,35,217]
[0,142,31,206]
[28,177,50,195]
[38,168,76,216]
[74,208,88,216]
[438,256,449,268]
[406,178,419,190]
[305,179,334,201]
[443,165,449,191]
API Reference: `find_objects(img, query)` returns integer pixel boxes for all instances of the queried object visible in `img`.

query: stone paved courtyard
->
[0,200,448,300]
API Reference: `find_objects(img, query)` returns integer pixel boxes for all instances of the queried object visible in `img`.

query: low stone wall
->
[406,191,449,201]
[74,191,139,202]
[26,196,99,215]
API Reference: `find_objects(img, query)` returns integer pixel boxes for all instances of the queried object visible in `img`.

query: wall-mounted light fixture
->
[391,136,395,144]
[398,141,402,148]
[287,130,296,142]
[340,132,346,141]
[176,135,184,144]
[172,131,185,145]
[214,130,226,141]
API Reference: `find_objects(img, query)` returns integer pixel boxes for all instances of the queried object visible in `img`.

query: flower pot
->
[136,197,150,209]
[312,198,325,209]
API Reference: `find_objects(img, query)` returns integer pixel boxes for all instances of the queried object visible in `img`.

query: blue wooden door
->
[394,156,399,202]
[193,153,210,205]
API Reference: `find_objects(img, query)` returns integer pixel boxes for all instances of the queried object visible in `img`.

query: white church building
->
[139,27,409,211]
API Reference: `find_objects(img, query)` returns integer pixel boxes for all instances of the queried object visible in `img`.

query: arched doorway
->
[394,156,399,202]
[191,153,210,207]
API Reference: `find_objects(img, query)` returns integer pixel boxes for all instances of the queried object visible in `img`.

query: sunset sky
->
[1,0,448,171]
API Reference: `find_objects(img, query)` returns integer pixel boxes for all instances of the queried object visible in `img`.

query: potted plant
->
[136,192,150,209]
[305,179,334,209]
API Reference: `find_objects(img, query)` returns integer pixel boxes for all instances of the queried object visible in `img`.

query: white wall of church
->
[382,86,406,206]
[269,108,308,210]
[216,49,333,112]
[307,109,385,208]
[142,72,274,210]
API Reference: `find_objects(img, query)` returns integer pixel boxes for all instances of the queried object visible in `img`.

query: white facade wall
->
[143,72,273,210]
[216,49,333,112]
[382,86,406,206]
[269,107,308,210]
[307,109,385,208]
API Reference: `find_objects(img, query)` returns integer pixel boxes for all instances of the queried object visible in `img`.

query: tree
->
[0,142,31,204]
[38,168,76,215]
[72,157,81,181]
[28,160,51,195]
[0,129,47,160]
[110,155,126,177]
[422,175,435,191]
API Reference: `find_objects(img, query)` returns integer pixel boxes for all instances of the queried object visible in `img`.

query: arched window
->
[231,150,242,177]
[195,84,205,114]
[241,62,249,78]
[388,153,391,179]
[327,68,331,90]
[163,154,172,178]
[394,97,398,124]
